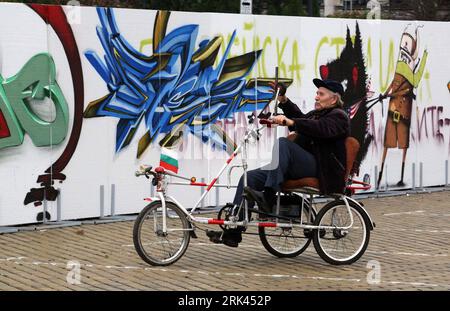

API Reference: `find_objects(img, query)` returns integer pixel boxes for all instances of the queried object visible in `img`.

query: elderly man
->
[239,78,350,212]
[207,78,350,247]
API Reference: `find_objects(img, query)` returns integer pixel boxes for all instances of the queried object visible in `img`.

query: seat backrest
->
[345,137,360,180]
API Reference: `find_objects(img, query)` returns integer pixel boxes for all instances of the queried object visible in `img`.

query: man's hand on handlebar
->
[268,81,288,104]
[271,115,294,127]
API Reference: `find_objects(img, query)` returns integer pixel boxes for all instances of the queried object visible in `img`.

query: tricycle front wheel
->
[133,201,191,266]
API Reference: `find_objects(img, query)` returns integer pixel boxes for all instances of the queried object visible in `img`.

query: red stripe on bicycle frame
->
[226,153,236,164]
[143,198,152,202]
[258,222,277,227]
[347,186,370,190]
[208,219,224,225]
[190,182,208,186]
[207,178,218,191]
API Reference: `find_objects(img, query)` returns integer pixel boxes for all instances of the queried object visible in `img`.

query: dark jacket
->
[279,99,350,194]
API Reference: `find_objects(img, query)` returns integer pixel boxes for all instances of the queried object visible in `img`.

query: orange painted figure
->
[377,26,428,188]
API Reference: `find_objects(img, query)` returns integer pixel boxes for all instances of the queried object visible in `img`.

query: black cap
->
[313,78,344,97]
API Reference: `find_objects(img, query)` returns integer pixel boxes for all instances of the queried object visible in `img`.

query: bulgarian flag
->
[160,147,179,173]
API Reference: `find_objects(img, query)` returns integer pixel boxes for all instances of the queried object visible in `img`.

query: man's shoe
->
[206,229,241,247]
[206,230,223,244]
[222,229,242,248]
[244,187,273,214]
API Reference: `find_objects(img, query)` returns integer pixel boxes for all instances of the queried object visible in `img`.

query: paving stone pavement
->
[1,190,449,291]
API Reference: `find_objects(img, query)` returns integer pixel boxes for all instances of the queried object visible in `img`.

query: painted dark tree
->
[319,22,372,174]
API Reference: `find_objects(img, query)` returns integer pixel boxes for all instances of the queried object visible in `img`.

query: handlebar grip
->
[136,165,153,177]
[282,119,287,126]
[259,119,273,125]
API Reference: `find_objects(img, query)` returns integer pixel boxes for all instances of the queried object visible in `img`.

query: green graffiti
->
[231,35,240,58]
[139,38,152,53]
[241,36,247,55]
[244,22,253,31]
[0,53,69,149]
[289,40,304,84]
[252,36,262,76]
[139,22,310,82]
[218,33,242,59]
[419,70,432,102]
[314,36,347,77]
[276,38,288,77]
[367,38,372,68]
[379,40,395,93]
[331,37,346,57]
[261,36,272,78]
[425,70,432,101]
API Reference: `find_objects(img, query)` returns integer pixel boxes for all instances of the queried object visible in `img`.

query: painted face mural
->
[377,25,427,189]
[84,8,292,158]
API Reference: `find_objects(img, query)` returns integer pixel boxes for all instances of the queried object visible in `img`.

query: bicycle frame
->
[135,118,374,234]
[138,121,263,230]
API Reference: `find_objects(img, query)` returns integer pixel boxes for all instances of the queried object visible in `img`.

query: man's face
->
[314,87,337,110]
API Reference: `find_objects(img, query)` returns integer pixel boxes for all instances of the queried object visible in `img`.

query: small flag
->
[349,101,361,120]
[160,148,179,173]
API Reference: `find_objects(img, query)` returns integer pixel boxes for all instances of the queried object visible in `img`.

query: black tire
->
[133,201,190,266]
[258,200,316,258]
[313,199,371,265]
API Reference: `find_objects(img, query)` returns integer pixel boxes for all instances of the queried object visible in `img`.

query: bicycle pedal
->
[303,228,326,239]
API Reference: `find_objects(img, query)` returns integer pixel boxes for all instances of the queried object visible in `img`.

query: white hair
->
[323,88,344,108]
[335,94,344,108]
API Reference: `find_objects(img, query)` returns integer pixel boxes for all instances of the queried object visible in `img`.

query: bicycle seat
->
[281,178,320,193]
[281,137,361,195]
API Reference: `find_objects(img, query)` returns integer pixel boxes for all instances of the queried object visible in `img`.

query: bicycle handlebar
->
[135,165,155,177]
[259,119,274,125]
[259,118,287,126]
[136,164,196,184]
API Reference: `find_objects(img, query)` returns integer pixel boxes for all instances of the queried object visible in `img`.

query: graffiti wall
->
[0,3,449,226]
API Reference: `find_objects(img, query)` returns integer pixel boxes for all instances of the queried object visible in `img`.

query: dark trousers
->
[233,137,317,206]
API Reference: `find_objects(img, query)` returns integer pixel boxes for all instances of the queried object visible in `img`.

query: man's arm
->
[278,97,305,119]
[293,109,349,139]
